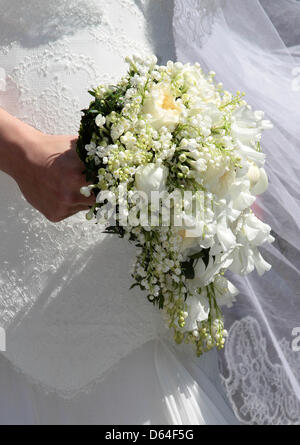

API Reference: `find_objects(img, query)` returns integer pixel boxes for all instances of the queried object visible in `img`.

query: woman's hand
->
[15,133,96,222]
[0,109,95,222]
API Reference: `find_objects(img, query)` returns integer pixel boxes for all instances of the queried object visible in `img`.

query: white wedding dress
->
[0,0,300,425]
[0,0,238,425]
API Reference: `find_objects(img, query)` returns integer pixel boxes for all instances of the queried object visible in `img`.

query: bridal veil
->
[173,0,300,424]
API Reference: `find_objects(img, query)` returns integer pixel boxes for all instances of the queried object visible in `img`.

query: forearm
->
[0,108,41,179]
[0,107,94,221]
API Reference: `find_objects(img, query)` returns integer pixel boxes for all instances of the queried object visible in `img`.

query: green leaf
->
[158,293,164,309]
[188,248,210,267]
[181,260,195,280]
[103,226,119,234]
[130,283,140,290]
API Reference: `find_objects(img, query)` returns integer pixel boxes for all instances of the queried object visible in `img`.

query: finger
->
[62,205,92,220]
[74,193,96,206]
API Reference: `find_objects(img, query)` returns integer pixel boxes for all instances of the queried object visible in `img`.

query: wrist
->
[0,109,43,180]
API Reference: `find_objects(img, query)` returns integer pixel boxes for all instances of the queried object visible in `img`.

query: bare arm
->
[0,108,95,222]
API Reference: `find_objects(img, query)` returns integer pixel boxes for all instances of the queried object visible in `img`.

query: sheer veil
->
[173,0,300,424]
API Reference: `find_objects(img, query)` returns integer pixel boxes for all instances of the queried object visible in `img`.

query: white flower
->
[232,106,272,145]
[80,185,94,198]
[80,56,274,354]
[214,276,239,308]
[182,67,219,105]
[232,106,272,166]
[85,142,97,155]
[188,252,234,290]
[184,293,210,331]
[236,140,266,166]
[111,123,125,141]
[142,84,183,131]
[229,179,256,212]
[135,163,169,200]
[199,159,232,196]
[247,165,268,195]
[189,158,207,173]
[212,168,236,198]
[95,114,106,127]
[190,103,223,127]
[229,245,272,276]
[238,212,274,246]
[216,212,236,251]
[120,132,137,150]
[228,211,274,276]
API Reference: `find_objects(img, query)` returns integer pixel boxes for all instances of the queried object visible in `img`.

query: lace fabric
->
[173,0,222,47]
[0,0,155,134]
[221,316,300,425]
[0,0,173,395]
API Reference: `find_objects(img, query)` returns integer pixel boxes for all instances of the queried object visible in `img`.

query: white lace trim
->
[221,316,300,425]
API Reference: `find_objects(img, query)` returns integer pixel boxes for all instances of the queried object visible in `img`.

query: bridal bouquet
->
[77,55,273,356]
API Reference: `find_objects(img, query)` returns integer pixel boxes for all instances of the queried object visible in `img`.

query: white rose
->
[199,160,229,195]
[135,163,169,200]
[211,168,236,198]
[142,84,183,131]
